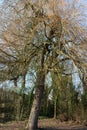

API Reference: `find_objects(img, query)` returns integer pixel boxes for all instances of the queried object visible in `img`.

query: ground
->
[0,119,87,130]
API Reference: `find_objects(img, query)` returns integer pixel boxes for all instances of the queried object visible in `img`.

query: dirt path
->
[39,119,87,130]
[0,119,87,130]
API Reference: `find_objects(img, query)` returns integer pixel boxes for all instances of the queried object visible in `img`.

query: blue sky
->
[0,0,3,4]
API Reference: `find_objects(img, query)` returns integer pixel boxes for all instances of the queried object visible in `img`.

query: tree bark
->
[20,75,26,120]
[26,71,45,130]
[15,96,21,121]
[14,75,26,121]
[26,46,46,130]
[14,79,21,121]
[54,97,57,119]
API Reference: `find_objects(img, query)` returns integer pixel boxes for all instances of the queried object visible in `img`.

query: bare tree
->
[0,0,87,130]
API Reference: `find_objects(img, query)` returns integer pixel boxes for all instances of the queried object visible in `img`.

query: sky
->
[0,0,3,4]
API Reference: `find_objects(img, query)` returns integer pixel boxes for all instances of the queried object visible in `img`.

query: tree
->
[0,0,87,130]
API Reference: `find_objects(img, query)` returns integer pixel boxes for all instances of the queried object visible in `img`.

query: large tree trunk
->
[26,47,46,130]
[26,71,45,130]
